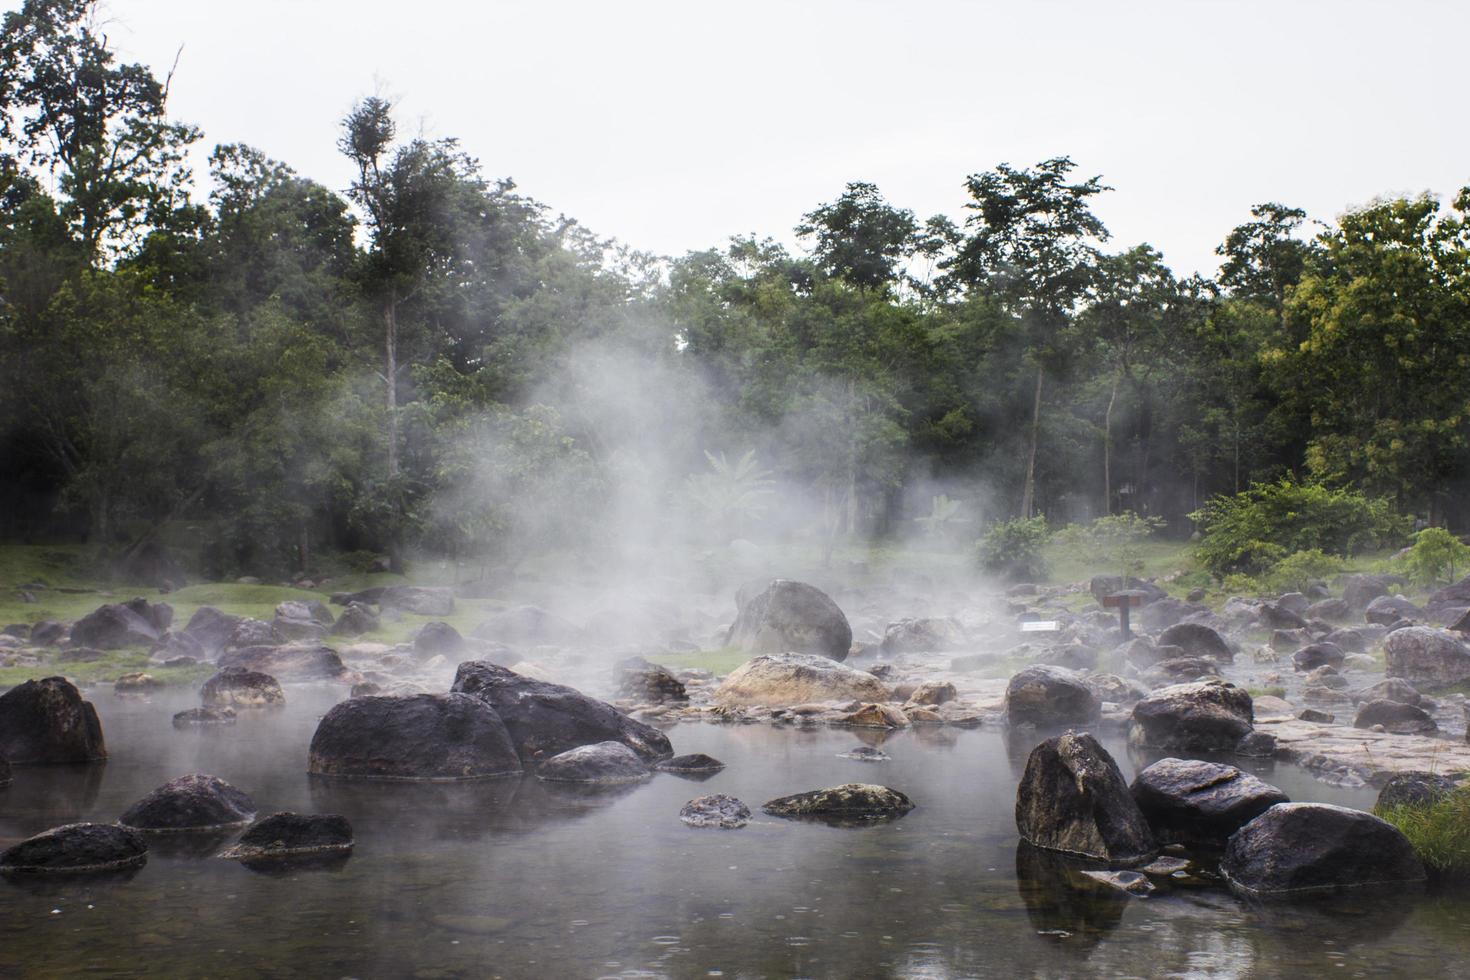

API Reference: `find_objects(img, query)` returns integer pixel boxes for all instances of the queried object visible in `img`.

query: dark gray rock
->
[380,586,454,617]
[200,667,285,707]
[217,644,345,680]
[1015,731,1156,863]
[1138,598,1201,633]
[1306,599,1352,623]
[1293,643,1346,672]
[1341,575,1391,612]
[119,774,255,831]
[219,812,353,860]
[1426,574,1470,614]
[1297,708,1334,723]
[1353,699,1437,734]
[0,823,147,874]
[1355,678,1423,706]
[309,693,522,779]
[536,741,651,783]
[181,607,243,656]
[1385,627,1470,688]
[69,602,161,649]
[330,602,380,637]
[1235,731,1278,757]
[1141,657,1221,686]
[1004,665,1100,728]
[1367,595,1423,626]
[1156,623,1233,662]
[0,677,106,764]
[1323,627,1370,653]
[28,620,65,647]
[172,706,236,728]
[1131,758,1288,848]
[725,579,852,661]
[452,660,673,766]
[615,656,687,703]
[1220,803,1425,897]
[680,794,750,829]
[1130,680,1254,752]
[224,618,278,650]
[149,630,205,664]
[1260,603,1309,631]
[880,617,967,654]
[1376,772,1456,810]
[763,783,914,821]
[413,622,464,658]
[656,753,725,774]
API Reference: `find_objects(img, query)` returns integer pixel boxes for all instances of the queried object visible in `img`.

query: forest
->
[3,0,1469,581]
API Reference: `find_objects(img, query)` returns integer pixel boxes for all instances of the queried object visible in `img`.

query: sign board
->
[1101,592,1145,609]
[1020,620,1060,632]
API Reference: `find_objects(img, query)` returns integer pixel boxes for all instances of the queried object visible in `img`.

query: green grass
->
[0,648,215,690]
[1247,685,1287,699]
[648,647,752,676]
[1378,787,1470,879]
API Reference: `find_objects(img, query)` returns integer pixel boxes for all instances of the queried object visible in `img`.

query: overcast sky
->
[83,0,1470,277]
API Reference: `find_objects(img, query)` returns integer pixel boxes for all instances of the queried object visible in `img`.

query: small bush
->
[1056,512,1166,580]
[1190,478,1407,578]
[1400,527,1470,586]
[1377,786,1470,879]
[1263,549,1344,594]
[977,515,1051,581]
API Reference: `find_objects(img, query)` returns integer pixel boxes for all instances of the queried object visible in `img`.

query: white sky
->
[72,0,1470,276]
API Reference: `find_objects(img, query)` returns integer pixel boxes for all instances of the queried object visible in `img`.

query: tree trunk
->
[385,293,399,479]
[1020,364,1044,518]
[1103,369,1120,516]
[298,522,310,575]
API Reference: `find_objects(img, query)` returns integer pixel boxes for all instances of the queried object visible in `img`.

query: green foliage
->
[977,515,1051,581]
[1400,527,1470,586]
[1262,549,1344,594]
[683,450,775,540]
[1191,478,1408,577]
[1057,512,1165,578]
[1377,787,1470,879]
[914,494,969,541]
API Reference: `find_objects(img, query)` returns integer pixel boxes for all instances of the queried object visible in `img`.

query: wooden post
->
[1102,591,1145,639]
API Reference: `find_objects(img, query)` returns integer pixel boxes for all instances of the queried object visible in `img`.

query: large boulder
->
[880,617,967,654]
[680,794,751,829]
[1366,594,1423,626]
[1156,623,1233,662]
[200,667,285,707]
[1353,699,1436,734]
[1385,626,1470,688]
[69,601,162,649]
[1426,574,1470,615]
[0,823,147,874]
[1220,803,1425,897]
[0,677,106,764]
[330,602,380,638]
[1341,575,1391,612]
[715,653,887,707]
[181,606,243,655]
[217,643,345,680]
[1004,665,1100,728]
[413,622,464,659]
[451,661,672,765]
[308,693,522,779]
[762,783,914,821]
[725,579,852,661]
[379,586,454,617]
[1130,758,1288,848]
[1129,680,1253,752]
[615,657,688,703]
[1015,731,1156,864]
[1354,677,1423,706]
[29,620,66,647]
[1293,643,1346,672]
[536,741,651,784]
[118,774,256,831]
[224,618,279,650]
[219,812,353,861]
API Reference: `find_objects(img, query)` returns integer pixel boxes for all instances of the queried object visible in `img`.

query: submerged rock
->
[309,693,522,780]
[1004,665,1100,728]
[536,741,650,784]
[218,812,353,861]
[1220,803,1424,898]
[119,773,256,831]
[1079,869,1155,897]
[725,579,852,661]
[0,823,147,874]
[715,652,887,707]
[1385,627,1470,688]
[200,667,285,707]
[1014,731,1156,864]
[0,676,106,764]
[172,706,236,729]
[655,753,725,774]
[838,745,891,762]
[1129,680,1253,752]
[762,783,914,821]
[452,661,672,765]
[1130,758,1288,848]
[680,794,751,829]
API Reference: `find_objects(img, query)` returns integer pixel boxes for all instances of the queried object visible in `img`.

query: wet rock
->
[880,617,967,654]
[28,621,65,647]
[1004,665,1099,728]
[413,622,464,659]
[1293,643,1346,672]
[70,601,162,649]
[680,794,750,829]
[1297,708,1334,723]
[1086,674,1147,705]
[1375,772,1456,810]
[536,741,650,783]
[1353,699,1437,734]
[906,680,958,706]
[1015,731,1156,863]
[149,630,205,664]
[1130,680,1253,752]
[0,677,106,764]
[1131,758,1289,848]
[1235,731,1278,757]
[172,706,236,729]
[0,754,8,786]
[119,774,256,831]
[309,693,522,779]
[113,672,162,694]
[615,656,687,703]
[217,643,345,680]
[1156,623,1232,662]
[225,618,278,650]
[200,667,285,707]
[1141,657,1221,686]
[379,586,454,617]
[1355,678,1423,706]
[1366,595,1423,626]
[0,823,147,874]
[1220,803,1425,897]
[726,579,852,661]
[1384,626,1470,688]
[838,745,890,761]
[472,605,579,646]
[452,660,673,765]
[1089,576,1166,605]
[181,607,243,655]
[655,753,725,774]
[839,703,909,728]
[1306,598,1352,623]
[715,652,887,707]
[330,602,380,638]
[219,812,353,861]
[1078,869,1155,896]
[1341,575,1391,611]
[762,783,914,821]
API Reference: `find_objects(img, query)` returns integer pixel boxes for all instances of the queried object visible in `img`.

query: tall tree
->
[796,181,917,292]
[1216,202,1317,311]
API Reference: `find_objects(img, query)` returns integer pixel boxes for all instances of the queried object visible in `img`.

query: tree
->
[796,181,917,292]
[0,0,200,264]
[942,157,1111,517]
[1216,202,1318,310]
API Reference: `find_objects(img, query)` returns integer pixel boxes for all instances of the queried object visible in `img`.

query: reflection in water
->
[0,764,105,837]
[1014,843,1127,952]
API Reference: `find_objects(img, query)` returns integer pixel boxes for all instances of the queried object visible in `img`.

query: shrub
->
[1377,786,1470,879]
[1056,512,1166,580]
[977,515,1050,581]
[1190,478,1407,578]
[1400,527,1470,586]
[1263,549,1344,594]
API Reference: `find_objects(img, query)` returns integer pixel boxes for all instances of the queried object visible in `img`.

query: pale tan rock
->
[716,653,888,707]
